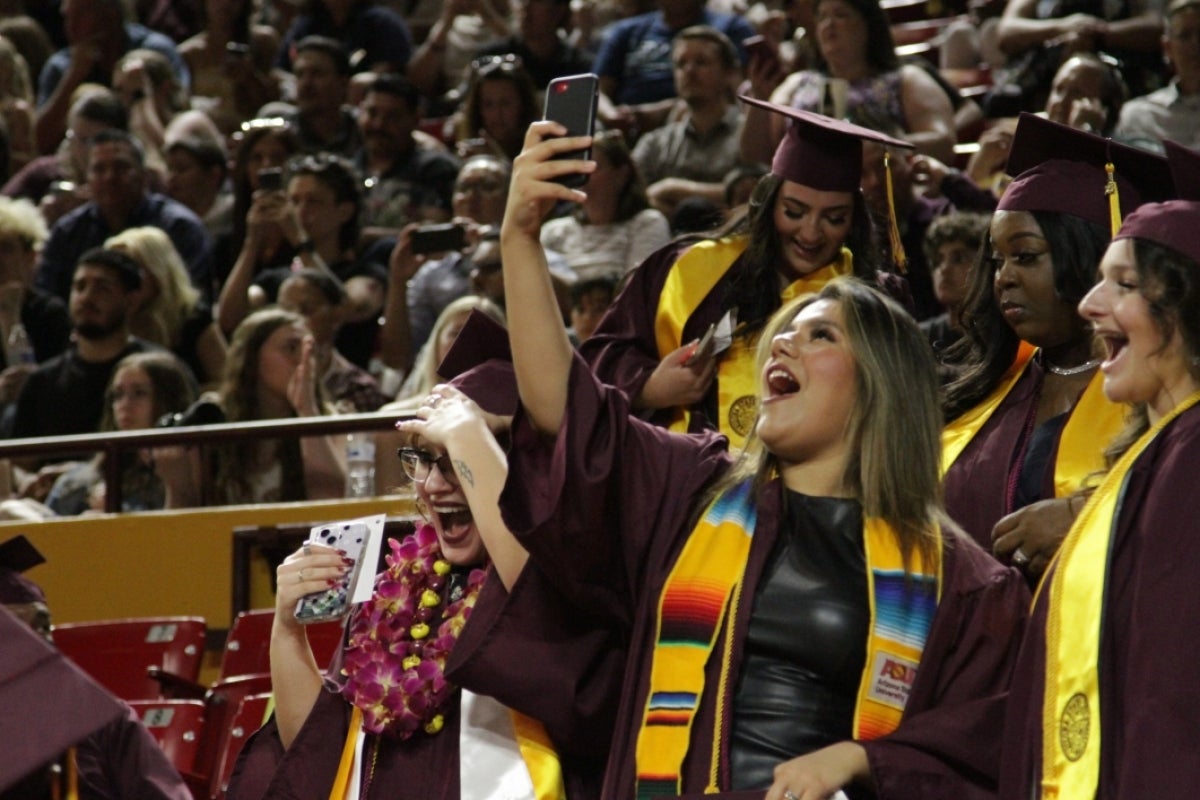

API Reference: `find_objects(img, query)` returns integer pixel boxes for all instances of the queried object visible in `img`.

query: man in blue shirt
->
[36,131,213,302]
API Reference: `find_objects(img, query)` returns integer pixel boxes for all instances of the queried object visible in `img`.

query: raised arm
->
[499,122,595,435]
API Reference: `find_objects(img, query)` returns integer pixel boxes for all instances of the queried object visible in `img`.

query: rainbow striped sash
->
[633,483,942,796]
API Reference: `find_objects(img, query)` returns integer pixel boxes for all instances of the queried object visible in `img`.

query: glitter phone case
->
[294,521,370,623]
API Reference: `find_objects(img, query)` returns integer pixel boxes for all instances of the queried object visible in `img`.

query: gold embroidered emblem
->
[1059,692,1089,761]
[727,395,758,437]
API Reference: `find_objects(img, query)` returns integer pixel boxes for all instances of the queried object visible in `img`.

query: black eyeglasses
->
[397,448,455,483]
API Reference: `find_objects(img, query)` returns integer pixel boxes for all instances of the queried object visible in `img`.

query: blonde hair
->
[105,227,200,348]
[0,196,47,248]
[0,35,33,103]
[396,296,505,405]
[713,278,946,569]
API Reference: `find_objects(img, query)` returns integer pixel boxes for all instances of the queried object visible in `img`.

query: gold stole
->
[941,345,1121,498]
[1041,391,1200,799]
[329,705,565,800]
[655,239,851,448]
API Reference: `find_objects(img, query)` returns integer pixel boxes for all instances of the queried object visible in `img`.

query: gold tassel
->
[884,150,907,273]
[1104,160,1121,237]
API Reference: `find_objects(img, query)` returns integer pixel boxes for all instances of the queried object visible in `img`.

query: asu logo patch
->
[866,651,919,710]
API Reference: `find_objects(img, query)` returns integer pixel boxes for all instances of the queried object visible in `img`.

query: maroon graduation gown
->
[493,356,1029,799]
[579,240,911,434]
[227,564,612,800]
[943,358,1073,551]
[998,405,1200,798]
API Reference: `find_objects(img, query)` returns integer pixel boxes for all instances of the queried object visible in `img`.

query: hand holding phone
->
[681,323,718,367]
[542,73,599,188]
[294,522,370,623]
[410,223,467,255]
[257,167,284,192]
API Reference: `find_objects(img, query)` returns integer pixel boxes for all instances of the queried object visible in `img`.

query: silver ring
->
[298,568,307,583]
[302,544,312,557]
[1012,549,1029,567]
[784,791,799,800]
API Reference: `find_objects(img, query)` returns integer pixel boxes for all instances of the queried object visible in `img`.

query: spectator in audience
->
[179,0,284,135]
[215,116,302,285]
[406,0,513,107]
[987,0,1163,116]
[1044,52,1128,134]
[45,351,197,515]
[723,162,769,208]
[0,535,192,799]
[135,0,205,44]
[3,89,126,218]
[220,152,386,369]
[163,135,233,242]
[631,26,747,217]
[451,56,540,160]
[0,35,37,180]
[473,0,592,90]
[278,268,389,412]
[1115,0,1200,152]
[541,129,671,281]
[0,15,56,90]
[356,73,462,239]
[36,129,213,303]
[592,0,754,127]
[158,307,345,507]
[400,155,512,354]
[941,114,1172,563]
[281,36,362,159]
[11,248,162,448]
[110,49,189,173]
[919,211,988,359]
[35,0,190,156]
[496,128,1030,793]
[106,226,227,386]
[276,0,414,75]
[0,198,70,428]
[568,274,616,344]
[741,0,956,164]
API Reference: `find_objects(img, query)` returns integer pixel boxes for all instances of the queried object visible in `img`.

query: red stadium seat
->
[211,692,273,800]
[52,617,207,701]
[128,699,207,776]
[220,609,344,679]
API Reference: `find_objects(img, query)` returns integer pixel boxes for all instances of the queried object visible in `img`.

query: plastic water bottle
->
[5,322,34,368]
[344,432,376,498]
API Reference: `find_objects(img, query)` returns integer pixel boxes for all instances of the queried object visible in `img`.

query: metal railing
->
[0,411,407,513]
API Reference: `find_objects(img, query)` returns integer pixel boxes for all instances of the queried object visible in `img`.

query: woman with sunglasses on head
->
[229,376,616,799]
[582,96,912,450]
[452,56,541,161]
[940,114,1173,575]
[998,139,1200,799]
[463,118,1030,800]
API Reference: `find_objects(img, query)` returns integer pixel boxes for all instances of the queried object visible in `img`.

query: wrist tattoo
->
[453,459,474,487]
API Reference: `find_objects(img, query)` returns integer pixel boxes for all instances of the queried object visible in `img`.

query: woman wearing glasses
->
[230,381,612,799]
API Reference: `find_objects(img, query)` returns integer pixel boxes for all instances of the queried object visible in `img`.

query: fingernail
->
[326,578,339,587]
[342,556,355,565]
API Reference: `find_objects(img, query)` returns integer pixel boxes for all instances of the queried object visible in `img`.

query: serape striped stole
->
[1041,390,1200,800]
[633,483,942,797]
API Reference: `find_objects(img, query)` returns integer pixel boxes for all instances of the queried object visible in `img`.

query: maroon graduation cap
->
[0,606,127,790]
[0,534,46,605]
[1114,140,1200,265]
[998,113,1174,234]
[739,94,913,192]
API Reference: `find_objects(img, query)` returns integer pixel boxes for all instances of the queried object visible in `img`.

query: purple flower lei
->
[340,523,487,739]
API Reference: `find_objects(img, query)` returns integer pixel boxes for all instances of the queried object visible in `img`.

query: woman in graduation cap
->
[998,139,1200,799]
[467,118,1031,799]
[940,113,1174,573]
[581,97,914,450]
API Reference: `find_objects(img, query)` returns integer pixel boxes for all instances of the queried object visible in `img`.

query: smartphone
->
[683,322,717,366]
[411,222,467,255]
[294,522,370,624]
[743,35,780,69]
[257,167,284,192]
[543,73,599,188]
